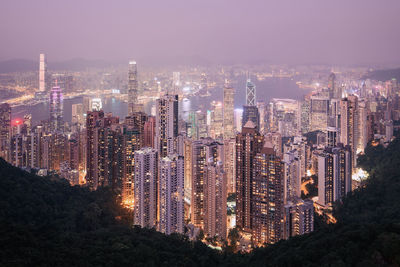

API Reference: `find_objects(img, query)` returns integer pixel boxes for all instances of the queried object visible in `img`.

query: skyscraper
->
[223,81,235,139]
[317,144,352,207]
[340,95,358,169]
[39,53,47,92]
[236,120,264,232]
[128,61,141,114]
[242,105,260,131]
[49,84,63,131]
[159,154,184,235]
[246,78,256,106]
[134,148,158,228]
[204,160,227,239]
[252,141,284,245]
[155,94,179,158]
[0,103,11,162]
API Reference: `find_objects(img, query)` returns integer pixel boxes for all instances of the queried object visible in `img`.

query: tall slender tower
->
[128,61,140,114]
[0,103,11,162]
[340,95,358,169]
[159,154,185,235]
[39,54,47,92]
[155,94,179,158]
[246,78,256,106]
[134,148,158,228]
[236,120,264,233]
[223,80,235,139]
[49,83,63,131]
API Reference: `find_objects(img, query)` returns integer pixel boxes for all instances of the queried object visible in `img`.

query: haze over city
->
[1,1,400,266]
[1,0,400,65]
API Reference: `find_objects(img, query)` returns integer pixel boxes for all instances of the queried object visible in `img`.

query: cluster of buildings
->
[0,54,398,249]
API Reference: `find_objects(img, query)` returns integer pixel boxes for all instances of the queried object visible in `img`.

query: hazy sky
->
[1,0,400,65]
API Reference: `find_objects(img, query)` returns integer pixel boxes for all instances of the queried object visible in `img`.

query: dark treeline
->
[1,138,400,266]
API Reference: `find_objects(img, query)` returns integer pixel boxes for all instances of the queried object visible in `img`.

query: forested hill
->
[1,137,400,266]
[0,159,220,266]
[363,67,400,82]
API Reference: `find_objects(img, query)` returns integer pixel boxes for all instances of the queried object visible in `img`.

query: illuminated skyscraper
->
[155,94,179,158]
[134,148,158,228]
[159,154,184,235]
[128,61,141,114]
[236,121,264,233]
[242,105,260,131]
[340,95,358,169]
[0,103,11,161]
[223,81,235,139]
[204,160,227,239]
[246,78,256,106]
[39,53,47,92]
[317,144,352,207]
[252,141,284,245]
[49,84,63,131]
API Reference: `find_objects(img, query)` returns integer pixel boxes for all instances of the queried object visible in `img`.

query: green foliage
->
[2,136,400,266]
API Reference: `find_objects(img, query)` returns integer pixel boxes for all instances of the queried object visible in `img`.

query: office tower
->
[283,150,301,203]
[210,101,223,139]
[317,144,352,207]
[172,72,180,93]
[39,53,47,92]
[155,94,179,158]
[246,78,256,106]
[300,98,311,134]
[49,84,63,131]
[310,95,329,132]
[223,81,235,139]
[252,141,284,245]
[85,110,105,189]
[328,72,336,99]
[236,121,264,232]
[224,138,236,194]
[242,105,260,131]
[340,95,358,169]
[191,139,224,229]
[283,198,314,239]
[234,108,243,132]
[128,61,142,114]
[0,103,11,161]
[196,110,208,138]
[134,148,158,228]
[159,155,184,235]
[143,116,156,148]
[72,103,84,125]
[204,160,227,239]
[257,101,267,134]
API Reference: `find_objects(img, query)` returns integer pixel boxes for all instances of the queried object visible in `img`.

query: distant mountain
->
[363,67,400,82]
[0,58,115,73]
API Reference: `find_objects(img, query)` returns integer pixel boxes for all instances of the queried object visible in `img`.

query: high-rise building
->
[210,101,223,139]
[252,141,284,245]
[283,150,301,204]
[49,84,63,131]
[283,198,314,239]
[128,61,142,114]
[340,95,358,169]
[204,160,227,239]
[39,53,47,92]
[155,94,179,158]
[246,78,256,106]
[143,116,156,148]
[223,81,235,139]
[0,103,11,161]
[310,95,329,132]
[72,104,84,125]
[224,138,236,194]
[317,144,352,207]
[159,154,184,235]
[236,120,264,232]
[234,108,243,132]
[191,138,224,229]
[242,105,260,131]
[328,72,336,99]
[134,148,158,228]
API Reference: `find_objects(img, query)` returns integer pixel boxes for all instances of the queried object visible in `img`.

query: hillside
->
[363,67,400,82]
[1,137,400,266]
